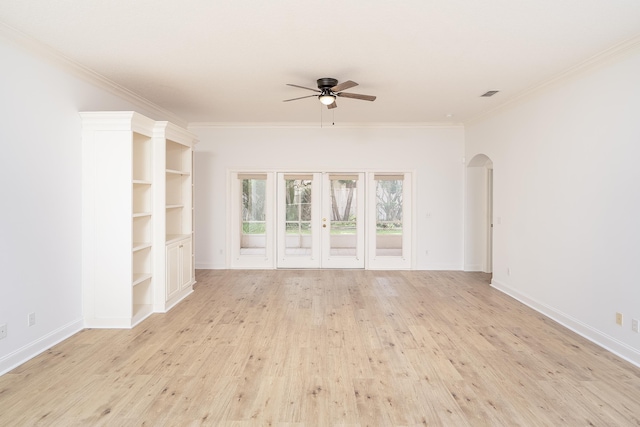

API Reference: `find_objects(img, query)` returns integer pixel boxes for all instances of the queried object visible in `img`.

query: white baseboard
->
[415,263,464,271]
[195,263,226,270]
[164,287,194,312]
[0,318,84,376]
[464,263,483,272]
[491,279,640,368]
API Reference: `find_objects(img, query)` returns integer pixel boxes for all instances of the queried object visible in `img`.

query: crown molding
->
[467,33,640,124]
[0,21,188,128]
[188,121,464,130]
[154,121,199,146]
[79,111,156,135]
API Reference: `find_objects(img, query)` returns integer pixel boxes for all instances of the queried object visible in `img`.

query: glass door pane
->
[285,176,313,256]
[230,173,274,268]
[367,173,412,269]
[277,173,321,268]
[375,176,404,257]
[322,173,365,268]
[241,176,267,255]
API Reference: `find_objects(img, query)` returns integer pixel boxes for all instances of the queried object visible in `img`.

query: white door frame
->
[276,172,322,268]
[486,167,493,274]
[366,172,412,270]
[321,172,366,269]
[228,170,413,270]
[229,172,276,268]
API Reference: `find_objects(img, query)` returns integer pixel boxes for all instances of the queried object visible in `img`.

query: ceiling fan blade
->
[331,80,358,92]
[336,92,376,101]
[327,100,337,109]
[283,94,318,102]
[286,83,320,92]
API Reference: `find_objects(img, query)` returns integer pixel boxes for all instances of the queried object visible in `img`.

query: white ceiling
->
[1,1,640,125]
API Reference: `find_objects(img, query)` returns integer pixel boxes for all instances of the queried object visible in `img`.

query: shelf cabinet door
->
[166,242,181,300]
[166,237,193,300]
[180,238,193,290]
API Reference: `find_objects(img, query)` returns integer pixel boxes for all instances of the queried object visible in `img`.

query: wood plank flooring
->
[1,270,640,425]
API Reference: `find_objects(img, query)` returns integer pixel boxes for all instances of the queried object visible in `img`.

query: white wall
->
[0,34,167,374]
[191,126,465,270]
[465,45,640,365]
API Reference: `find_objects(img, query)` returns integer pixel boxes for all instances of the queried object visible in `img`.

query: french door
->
[276,173,365,269]
[230,171,411,269]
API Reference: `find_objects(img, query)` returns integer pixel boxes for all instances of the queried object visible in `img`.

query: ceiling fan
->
[283,78,376,109]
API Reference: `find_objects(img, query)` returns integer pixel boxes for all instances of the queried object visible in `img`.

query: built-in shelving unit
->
[82,112,197,329]
[131,131,154,324]
[191,151,196,286]
[81,112,156,328]
[153,122,198,311]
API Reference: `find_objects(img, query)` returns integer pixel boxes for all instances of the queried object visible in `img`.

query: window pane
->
[284,178,313,256]
[376,179,403,256]
[240,178,266,255]
[286,203,299,221]
[330,178,358,256]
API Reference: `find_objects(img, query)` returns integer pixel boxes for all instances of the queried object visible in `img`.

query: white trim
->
[154,121,199,147]
[188,122,465,130]
[366,171,413,270]
[468,34,640,124]
[464,263,483,272]
[195,263,223,270]
[0,319,84,376]
[163,288,194,313]
[229,171,276,269]
[321,172,366,269]
[0,22,187,128]
[276,172,322,269]
[225,169,415,270]
[226,171,232,269]
[491,279,640,368]
[79,111,156,134]
[419,263,465,271]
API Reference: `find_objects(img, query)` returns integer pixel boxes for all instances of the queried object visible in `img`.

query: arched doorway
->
[465,154,493,274]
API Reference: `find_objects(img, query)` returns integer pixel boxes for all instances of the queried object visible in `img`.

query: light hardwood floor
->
[1,270,639,426]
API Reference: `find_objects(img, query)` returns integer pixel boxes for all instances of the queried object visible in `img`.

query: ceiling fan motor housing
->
[317,78,338,90]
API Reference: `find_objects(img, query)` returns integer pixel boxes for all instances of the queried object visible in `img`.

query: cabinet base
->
[84,303,153,329]
[159,283,195,313]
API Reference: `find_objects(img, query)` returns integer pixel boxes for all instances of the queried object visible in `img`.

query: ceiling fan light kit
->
[319,93,336,105]
[284,77,376,109]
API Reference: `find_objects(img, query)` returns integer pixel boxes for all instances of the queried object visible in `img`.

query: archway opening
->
[465,154,494,276]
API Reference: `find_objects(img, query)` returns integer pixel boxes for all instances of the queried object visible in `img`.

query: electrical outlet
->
[28,312,36,327]
[0,323,7,340]
[507,268,511,276]
[632,319,639,333]
[616,312,623,326]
